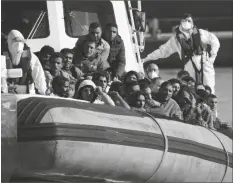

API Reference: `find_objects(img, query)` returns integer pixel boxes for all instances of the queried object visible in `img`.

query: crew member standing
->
[142,14,220,93]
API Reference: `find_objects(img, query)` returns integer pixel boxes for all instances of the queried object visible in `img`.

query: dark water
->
[160,67,232,124]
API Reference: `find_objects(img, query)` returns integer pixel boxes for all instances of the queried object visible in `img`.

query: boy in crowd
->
[60,48,83,81]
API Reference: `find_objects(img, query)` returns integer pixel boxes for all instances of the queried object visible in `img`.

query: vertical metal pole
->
[127,1,141,64]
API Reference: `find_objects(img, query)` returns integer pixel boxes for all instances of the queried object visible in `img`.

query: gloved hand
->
[208,56,216,64]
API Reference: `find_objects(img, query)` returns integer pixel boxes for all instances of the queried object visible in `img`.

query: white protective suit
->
[143,26,220,93]
[7,30,47,94]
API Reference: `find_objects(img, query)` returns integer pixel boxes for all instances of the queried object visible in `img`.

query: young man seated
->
[148,81,183,120]
[75,39,110,74]
[207,94,232,139]
[60,48,83,81]
[52,71,76,98]
[44,52,75,92]
[73,22,110,62]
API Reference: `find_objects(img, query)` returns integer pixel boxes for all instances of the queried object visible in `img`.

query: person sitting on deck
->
[148,81,183,120]
[128,91,146,112]
[123,70,139,83]
[139,81,160,108]
[102,23,126,81]
[108,81,130,109]
[144,63,159,81]
[6,30,47,94]
[60,48,83,81]
[74,79,115,106]
[168,78,182,103]
[207,94,232,138]
[44,52,75,93]
[73,22,110,63]
[150,77,163,96]
[52,71,76,98]
[38,45,55,71]
[177,86,214,128]
[75,39,110,74]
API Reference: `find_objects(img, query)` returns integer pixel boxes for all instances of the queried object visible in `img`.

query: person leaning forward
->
[73,22,110,64]
[142,13,220,94]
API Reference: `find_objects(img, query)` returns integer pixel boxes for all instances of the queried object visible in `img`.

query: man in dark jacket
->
[103,23,126,81]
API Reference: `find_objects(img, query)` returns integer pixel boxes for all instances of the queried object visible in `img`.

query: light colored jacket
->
[16,50,47,94]
[144,28,220,64]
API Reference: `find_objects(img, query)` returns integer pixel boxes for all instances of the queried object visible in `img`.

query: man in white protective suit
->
[142,14,220,94]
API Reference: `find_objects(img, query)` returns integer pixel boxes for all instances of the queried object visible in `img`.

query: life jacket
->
[175,26,207,85]
[5,48,33,93]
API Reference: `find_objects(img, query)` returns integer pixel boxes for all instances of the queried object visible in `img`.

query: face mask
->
[181,22,193,31]
[12,42,24,53]
[148,71,158,79]
[10,42,24,65]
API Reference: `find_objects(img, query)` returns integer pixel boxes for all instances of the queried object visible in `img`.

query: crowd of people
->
[3,21,232,139]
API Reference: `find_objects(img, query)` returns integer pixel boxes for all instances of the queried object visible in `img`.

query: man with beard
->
[102,23,126,81]
[60,48,83,81]
[148,81,183,120]
[5,30,46,94]
[142,14,220,94]
[73,22,110,63]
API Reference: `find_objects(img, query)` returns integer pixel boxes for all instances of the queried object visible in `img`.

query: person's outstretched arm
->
[143,36,178,64]
[96,86,115,106]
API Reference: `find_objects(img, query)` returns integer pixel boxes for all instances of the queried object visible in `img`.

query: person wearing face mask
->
[5,30,47,94]
[144,63,159,81]
[142,13,220,94]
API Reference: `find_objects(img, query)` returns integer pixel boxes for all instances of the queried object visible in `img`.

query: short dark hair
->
[60,48,74,55]
[182,13,192,19]
[105,22,118,30]
[128,91,145,107]
[83,38,96,47]
[204,85,212,94]
[49,52,64,62]
[208,94,217,99]
[168,78,181,86]
[109,81,125,96]
[40,45,54,55]
[182,76,195,83]
[123,70,139,83]
[92,71,108,84]
[150,77,162,85]
[89,22,102,30]
[160,81,172,90]
[125,80,140,92]
[177,70,190,79]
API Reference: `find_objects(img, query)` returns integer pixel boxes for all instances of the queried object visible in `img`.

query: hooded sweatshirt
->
[7,30,47,94]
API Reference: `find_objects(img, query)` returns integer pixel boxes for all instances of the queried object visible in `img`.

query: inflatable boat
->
[1,94,233,182]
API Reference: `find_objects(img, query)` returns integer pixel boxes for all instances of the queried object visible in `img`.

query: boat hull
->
[2,94,233,182]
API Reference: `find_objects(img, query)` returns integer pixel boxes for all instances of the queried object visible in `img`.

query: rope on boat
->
[207,129,229,182]
[137,111,169,183]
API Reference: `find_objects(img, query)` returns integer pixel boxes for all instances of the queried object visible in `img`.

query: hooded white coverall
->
[7,30,47,94]
[144,27,220,93]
